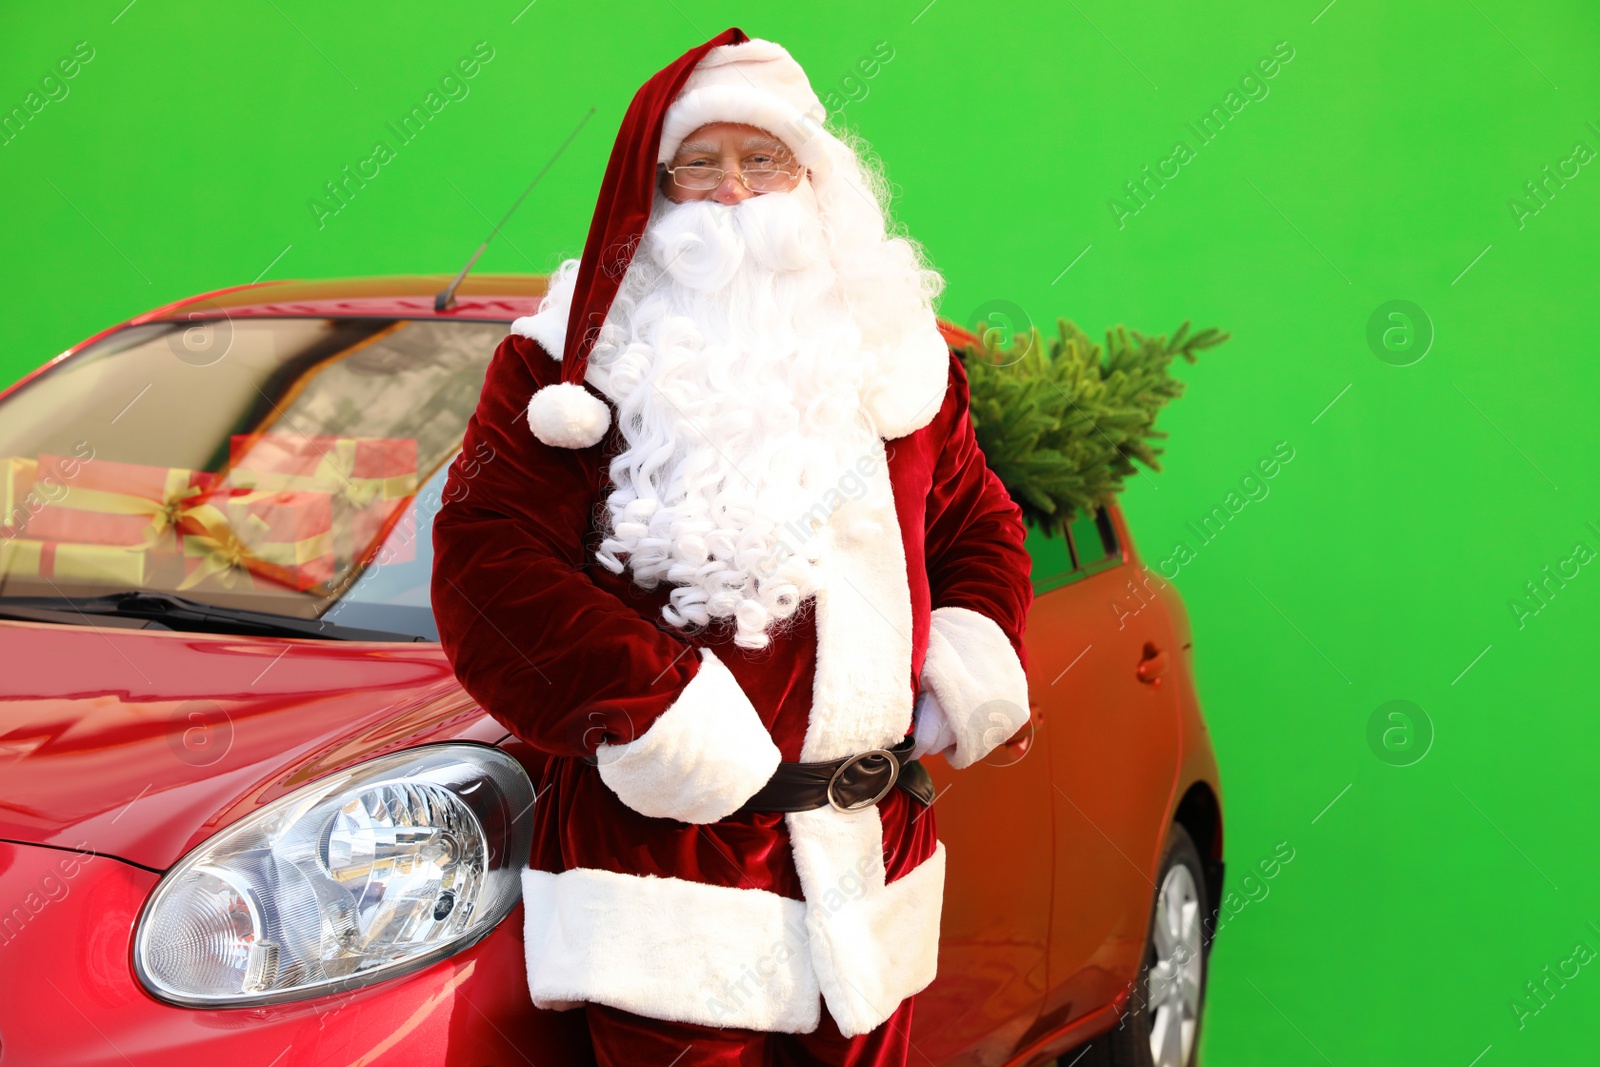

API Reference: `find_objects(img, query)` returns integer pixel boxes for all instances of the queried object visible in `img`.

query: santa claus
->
[431,26,1033,1066]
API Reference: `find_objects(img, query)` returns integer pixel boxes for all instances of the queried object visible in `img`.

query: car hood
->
[0,619,507,870]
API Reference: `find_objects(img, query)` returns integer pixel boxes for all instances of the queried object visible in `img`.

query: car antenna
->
[434,108,597,312]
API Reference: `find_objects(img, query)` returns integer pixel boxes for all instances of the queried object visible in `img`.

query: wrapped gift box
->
[26,455,218,551]
[226,433,419,566]
[0,537,150,586]
[178,487,335,593]
[227,433,417,500]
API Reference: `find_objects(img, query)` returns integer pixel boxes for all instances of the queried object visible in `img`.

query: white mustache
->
[646,182,827,291]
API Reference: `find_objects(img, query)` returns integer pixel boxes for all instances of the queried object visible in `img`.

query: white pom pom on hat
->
[518,265,613,449]
[527,381,611,449]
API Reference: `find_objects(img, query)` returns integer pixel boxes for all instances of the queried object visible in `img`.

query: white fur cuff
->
[595,647,781,823]
[918,606,1030,769]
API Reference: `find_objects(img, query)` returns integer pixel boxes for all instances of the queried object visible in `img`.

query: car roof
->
[133,273,550,324]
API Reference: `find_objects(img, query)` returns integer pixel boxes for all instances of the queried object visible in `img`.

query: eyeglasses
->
[660,161,804,193]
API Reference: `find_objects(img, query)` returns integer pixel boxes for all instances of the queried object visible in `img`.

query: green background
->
[4,0,1598,1062]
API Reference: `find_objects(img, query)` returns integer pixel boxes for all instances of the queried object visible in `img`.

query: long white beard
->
[541,172,943,650]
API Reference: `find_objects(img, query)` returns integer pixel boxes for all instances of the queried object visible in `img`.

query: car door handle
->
[997,705,1040,756]
[1136,644,1168,685]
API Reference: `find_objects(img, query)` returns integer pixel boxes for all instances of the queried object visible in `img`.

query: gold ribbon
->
[175,500,258,590]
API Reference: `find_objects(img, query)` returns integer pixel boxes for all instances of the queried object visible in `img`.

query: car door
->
[911,655,1056,1063]
[1024,504,1182,1032]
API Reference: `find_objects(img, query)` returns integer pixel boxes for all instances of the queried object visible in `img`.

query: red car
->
[0,275,1224,1067]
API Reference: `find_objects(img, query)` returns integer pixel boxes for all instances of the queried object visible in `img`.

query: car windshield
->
[0,316,508,640]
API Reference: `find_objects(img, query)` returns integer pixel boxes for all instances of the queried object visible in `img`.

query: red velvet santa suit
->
[430,27,1033,1062]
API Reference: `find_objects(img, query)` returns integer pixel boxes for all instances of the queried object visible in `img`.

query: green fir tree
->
[956,316,1229,530]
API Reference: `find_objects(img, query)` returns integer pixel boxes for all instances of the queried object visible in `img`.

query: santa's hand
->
[594,648,781,823]
[909,688,957,761]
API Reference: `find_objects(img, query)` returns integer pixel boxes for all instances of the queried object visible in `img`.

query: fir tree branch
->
[957,315,1229,529]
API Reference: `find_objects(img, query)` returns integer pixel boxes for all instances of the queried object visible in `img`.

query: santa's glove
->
[909,688,957,762]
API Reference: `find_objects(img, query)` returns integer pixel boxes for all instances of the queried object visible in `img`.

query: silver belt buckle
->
[826,748,900,813]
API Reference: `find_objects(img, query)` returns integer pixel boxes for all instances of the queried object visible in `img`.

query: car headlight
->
[134,743,534,1006]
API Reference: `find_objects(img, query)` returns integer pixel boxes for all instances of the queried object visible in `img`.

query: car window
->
[1026,505,1121,594]
[1025,519,1076,592]
[1067,506,1118,569]
[0,317,505,635]
[318,459,453,640]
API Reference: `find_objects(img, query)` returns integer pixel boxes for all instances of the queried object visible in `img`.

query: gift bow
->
[176,497,333,592]
[306,438,382,508]
[175,500,263,590]
[48,469,209,552]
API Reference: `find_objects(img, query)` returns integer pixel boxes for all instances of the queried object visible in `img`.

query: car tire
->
[1061,823,1211,1067]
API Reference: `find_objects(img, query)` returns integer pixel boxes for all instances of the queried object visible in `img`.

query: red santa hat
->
[525,27,833,450]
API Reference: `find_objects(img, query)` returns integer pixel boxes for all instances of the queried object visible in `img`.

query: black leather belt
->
[736,734,937,813]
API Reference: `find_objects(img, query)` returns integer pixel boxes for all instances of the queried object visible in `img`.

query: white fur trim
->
[812,842,944,1037]
[522,865,820,1032]
[512,258,579,359]
[659,84,832,170]
[862,322,952,440]
[520,843,944,1037]
[918,605,1031,770]
[510,309,567,358]
[785,809,946,1038]
[527,382,611,450]
[595,647,781,823]
[802,435,915,763]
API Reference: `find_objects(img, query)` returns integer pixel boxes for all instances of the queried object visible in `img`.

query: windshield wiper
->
[0,591,426,642]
